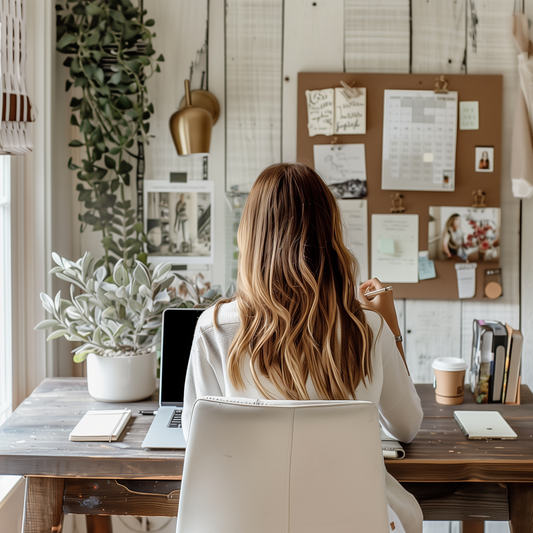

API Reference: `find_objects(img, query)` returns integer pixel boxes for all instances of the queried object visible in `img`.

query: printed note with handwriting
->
[314,144,367,199]
[334,87,366,134]
[305,89,334,137]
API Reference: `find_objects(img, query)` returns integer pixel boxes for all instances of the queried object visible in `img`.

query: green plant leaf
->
[118,160,133,174]
[104,155,116,169]
[34,319,61,331]
[73,351,90,363]
[69,139,83,147]
[156,54,164,62]
[57,33,77,50]
[47,329,71,341]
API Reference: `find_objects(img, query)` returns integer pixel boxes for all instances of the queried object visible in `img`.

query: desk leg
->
[86,515,113,533]
[461,522,484,533]
[508,483,533,533]
[23,477,65,533]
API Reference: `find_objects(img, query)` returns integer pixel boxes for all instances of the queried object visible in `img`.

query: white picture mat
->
[371,214,419,283]
[381,90,458,191]
[339,199,368,283]
[144,180,214,265]
[475,146,494,172]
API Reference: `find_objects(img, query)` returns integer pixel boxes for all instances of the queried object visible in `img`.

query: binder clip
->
[471,189,486,208]
[434,75,449,94]
[390,193,406,213]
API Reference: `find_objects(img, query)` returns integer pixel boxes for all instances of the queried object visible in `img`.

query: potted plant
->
[35,252,227,402]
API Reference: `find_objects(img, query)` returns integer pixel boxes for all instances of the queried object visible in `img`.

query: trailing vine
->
[56,0,164,271]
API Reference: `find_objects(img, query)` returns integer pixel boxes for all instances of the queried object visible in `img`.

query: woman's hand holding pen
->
[359,278,409,372]
[359,278,400,335]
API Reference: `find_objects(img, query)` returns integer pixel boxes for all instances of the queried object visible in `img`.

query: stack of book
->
[470,320,522,404]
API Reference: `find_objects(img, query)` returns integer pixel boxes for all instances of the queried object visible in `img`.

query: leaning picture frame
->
[144,180,214,265]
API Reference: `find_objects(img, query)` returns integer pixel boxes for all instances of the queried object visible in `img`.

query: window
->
[0,156,11,425]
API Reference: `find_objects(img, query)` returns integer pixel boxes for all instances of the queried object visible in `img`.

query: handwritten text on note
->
[334,87,366,135]
[306,89,334,137]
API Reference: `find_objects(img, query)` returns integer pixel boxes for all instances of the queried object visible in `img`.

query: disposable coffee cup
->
[432,357,468,405]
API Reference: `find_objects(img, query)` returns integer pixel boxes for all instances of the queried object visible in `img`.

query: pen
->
[364,286,393,299]
[138,410,158,415]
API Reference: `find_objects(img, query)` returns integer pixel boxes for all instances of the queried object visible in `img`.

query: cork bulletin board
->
[297,72,503,300]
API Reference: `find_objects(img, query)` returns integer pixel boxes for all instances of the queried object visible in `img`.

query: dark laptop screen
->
[160,308,204,405]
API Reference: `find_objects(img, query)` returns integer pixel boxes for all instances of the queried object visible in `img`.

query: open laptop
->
[142,308,204,449]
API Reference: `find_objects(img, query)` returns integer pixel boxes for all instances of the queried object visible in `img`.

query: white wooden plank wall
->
[411,0,466,74]
[464,0,522,398]
[144,1,208,184]
[225,0,283,193]
[345,0,410,73]
[281,0,344,162]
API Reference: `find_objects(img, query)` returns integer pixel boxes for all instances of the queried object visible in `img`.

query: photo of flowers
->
[428,206,500,262]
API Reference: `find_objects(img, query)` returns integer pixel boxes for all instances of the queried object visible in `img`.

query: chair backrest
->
[176,397,390,533]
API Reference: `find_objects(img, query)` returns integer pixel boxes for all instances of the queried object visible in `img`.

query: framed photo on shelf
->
[144,180,214,265]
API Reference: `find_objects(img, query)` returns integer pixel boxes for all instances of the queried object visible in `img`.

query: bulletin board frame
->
[297,72,503,300]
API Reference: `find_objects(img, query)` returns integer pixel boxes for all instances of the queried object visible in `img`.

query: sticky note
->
[379,239,396,254]
[418,257,436,280]
[459,101,479,130]
[423,153,434,163]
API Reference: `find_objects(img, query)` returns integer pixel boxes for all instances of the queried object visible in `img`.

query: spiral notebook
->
[69,409,132,442]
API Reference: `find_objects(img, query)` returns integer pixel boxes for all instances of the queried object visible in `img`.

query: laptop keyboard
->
[168,410,182,429]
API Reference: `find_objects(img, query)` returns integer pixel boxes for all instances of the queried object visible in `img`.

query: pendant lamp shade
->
[169,80,219,156]
[0,0,35,155]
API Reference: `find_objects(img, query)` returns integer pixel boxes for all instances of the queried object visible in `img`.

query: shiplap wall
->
[74,1,530,393]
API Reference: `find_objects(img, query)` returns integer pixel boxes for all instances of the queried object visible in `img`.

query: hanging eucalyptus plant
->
[56,0,164,271]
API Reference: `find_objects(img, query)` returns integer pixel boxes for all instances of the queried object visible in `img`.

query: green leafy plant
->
[56,0,164,270]
[35,253,232,362]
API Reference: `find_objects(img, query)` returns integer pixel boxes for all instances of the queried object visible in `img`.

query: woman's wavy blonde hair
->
[215,163,374,400]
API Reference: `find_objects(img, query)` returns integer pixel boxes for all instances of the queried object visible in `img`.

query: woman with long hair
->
[183,163,423,532]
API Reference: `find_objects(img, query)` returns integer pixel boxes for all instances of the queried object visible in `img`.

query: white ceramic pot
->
[86,351,157,402]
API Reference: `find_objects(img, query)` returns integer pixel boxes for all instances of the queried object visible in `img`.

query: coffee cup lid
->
[432,357,468,371]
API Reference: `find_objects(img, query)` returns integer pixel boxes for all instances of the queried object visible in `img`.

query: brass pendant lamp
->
[169,80,220,156]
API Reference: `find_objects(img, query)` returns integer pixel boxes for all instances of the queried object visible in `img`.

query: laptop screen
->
[160,308,204,406]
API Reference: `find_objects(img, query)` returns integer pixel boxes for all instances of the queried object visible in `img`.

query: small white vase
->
[86,351,157,402]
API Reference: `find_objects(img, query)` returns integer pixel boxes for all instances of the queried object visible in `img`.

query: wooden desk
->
[0,378,532,533]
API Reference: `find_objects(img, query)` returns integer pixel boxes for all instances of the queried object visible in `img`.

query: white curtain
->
[0,0,34,155]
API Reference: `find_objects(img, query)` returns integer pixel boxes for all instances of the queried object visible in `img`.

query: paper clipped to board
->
[306,89,334,136]
[314,144,367,199]
[69,409,132,442]
[306,88,366,136]
[381,90,458,192]
[334,87,366,134]
[338,199,368,282]
[455,263,477,298]
[371,214,419,283]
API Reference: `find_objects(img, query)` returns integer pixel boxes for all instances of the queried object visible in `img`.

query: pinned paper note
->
[379,239,396,255]
[306,89,334,136]
[455,263,477,298]
[459,101,479,130]
[314,144,367,199]
[418,251,436,280]
[334,87,366,134]
[371,214,419,283]
[339,199,368,282]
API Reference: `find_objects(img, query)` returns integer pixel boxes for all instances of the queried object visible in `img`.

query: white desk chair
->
[176,397,400,533]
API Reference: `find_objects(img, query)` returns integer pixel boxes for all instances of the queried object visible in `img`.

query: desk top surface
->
[0,378,532,481]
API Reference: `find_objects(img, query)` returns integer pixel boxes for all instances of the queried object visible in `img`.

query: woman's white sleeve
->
[182,331,223,441]
[378,330,423,443]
